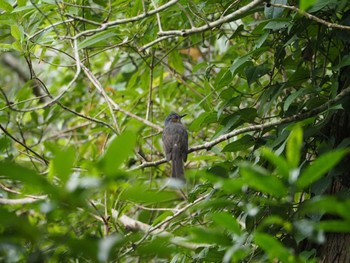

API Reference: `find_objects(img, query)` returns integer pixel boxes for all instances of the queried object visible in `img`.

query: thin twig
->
[0,124,49,165]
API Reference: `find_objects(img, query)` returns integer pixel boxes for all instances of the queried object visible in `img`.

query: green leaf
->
[214,68,233,90]
[190,227,232,246]
[49,146,75,183]
[78,31,117,49]
[283,88,313,112]
[260,147,289,178]
[332,55,350,71]
[11,25,22,41]
[137,237,176,258]
[297,149,349,189]
[264,20,291,31]
[222,135,255,152]
[300,0,317,10]
[120,185,178,204]
[254,232,292,263]
[318,220,350,232]
[230,55,253,76]
[244,64,270,86]
[98,131,136,176]
[0,160,57,194]
[303,197,350,220]
[169,50,184,74]
[239,162,288,197]
[0,208,38,241]
[0,0,13,12]
[286,125,302,168]
[211,212,241,235]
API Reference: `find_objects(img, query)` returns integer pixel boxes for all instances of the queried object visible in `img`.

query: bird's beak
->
[180,114,187,118]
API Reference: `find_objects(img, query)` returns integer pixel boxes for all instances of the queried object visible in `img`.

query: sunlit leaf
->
[239,162,288,197]
[297,149,349,189]
[98,131,136,176]
[286,125,302,168]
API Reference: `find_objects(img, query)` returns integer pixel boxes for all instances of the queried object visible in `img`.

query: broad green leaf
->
[230,55,253,76]
[318,220,350,232]
[0,43,13,51]
[297,149,349,189]
[254,232,293,263]
[11,25,22,41]
[211,212,241,235]
[260,147,289,178]
[239,162,288,197]
[78,31,117,49]
[169,50,184,74]
[0,160,57,194]
[120,185,178,204]
[0,208,38,241]
[49,146,75,183]
[98,131,136,176]
[300,0,317,10]
[190,227,232,246]
[303,197,350,220]
[332,55,350,71]
[137,237,176,257]
[0,0,13,12]
[264,20,291,31]
[283,88,313,112]
[222,135,255,152]
[286,125,302,168]
[214,68,233,90]
[244,64,270,86]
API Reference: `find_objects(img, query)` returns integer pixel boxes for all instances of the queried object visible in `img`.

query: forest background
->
[1,0,350,262]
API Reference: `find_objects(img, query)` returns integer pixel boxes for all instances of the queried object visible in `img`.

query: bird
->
[162,112,188,179]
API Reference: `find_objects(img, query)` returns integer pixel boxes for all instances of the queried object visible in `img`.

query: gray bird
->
[162,112,188,179]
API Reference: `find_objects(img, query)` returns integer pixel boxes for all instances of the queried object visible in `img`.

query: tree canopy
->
[1,0,350,262]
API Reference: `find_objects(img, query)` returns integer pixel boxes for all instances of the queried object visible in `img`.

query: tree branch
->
[157,0,265,37]
[269,3,350,31]
[0,196,46,205]
[117,191,212,256]
[68,0,179,39]
[135,86,350,169]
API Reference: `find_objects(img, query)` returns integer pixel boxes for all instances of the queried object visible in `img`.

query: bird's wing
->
[162,130,172,161]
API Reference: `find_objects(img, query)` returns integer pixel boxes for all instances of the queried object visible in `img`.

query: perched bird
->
[162,112,188,179]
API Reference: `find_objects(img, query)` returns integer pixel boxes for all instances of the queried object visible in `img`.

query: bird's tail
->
[171,155,184,179]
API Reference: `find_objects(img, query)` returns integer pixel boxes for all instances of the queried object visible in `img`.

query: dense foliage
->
[1,0,350,262]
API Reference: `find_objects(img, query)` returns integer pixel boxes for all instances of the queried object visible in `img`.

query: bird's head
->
[165,112,186,125]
